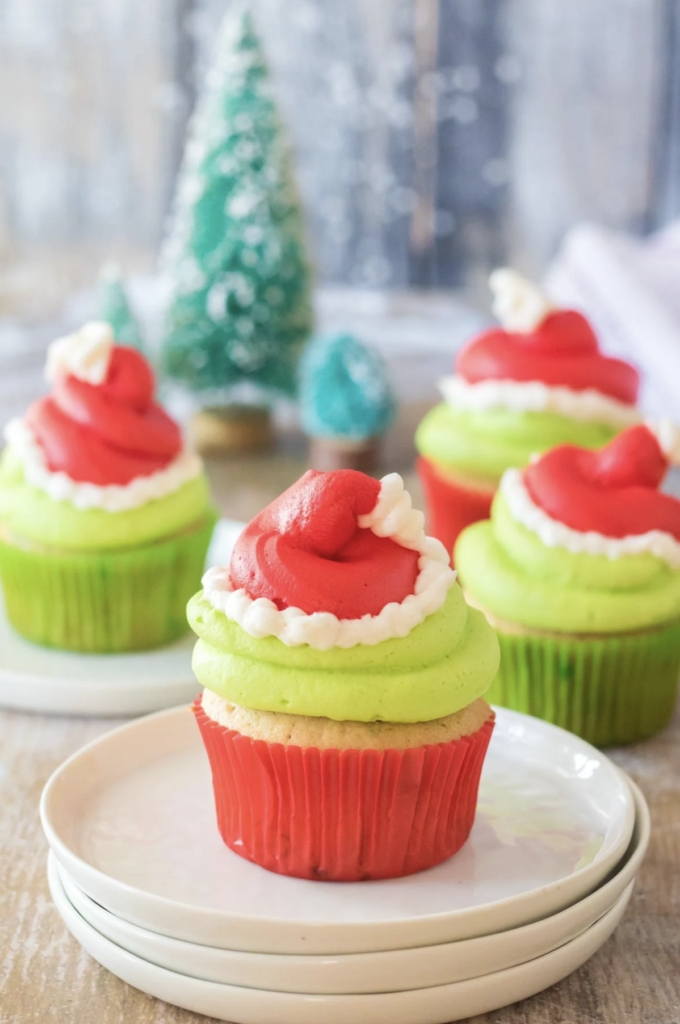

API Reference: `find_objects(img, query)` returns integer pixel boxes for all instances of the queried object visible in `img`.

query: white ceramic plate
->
[51,778,648,994]
[55,768,645,996]
[47,852,632,1024]
[41,704,636,955]
[0,518,243,716]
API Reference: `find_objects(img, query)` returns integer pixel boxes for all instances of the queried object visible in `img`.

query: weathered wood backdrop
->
[0,0,679,318]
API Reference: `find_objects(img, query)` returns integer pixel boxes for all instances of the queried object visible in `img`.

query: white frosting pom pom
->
[647,419,680,466]
[46,321,114,386]
[489,268,554,333]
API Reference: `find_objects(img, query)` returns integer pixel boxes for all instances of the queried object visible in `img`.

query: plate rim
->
[40,703,638,953]
[0,608,198,715]
[51,777,647,989]
[46,851,633,1023]
[56,857,637,993]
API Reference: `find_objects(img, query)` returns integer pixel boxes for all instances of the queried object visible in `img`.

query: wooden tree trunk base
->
[190,407,273,455]
[308,435,379,472]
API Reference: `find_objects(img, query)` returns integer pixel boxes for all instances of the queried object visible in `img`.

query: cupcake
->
[455,424,680,747]
[0,322,217,652]
[189,469,499,880]
[416,269,640,558]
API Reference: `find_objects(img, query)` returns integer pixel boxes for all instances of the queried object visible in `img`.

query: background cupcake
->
[416,269,640,558]
[0,322,216,653]
[455,424,680,747]
[189,468,499,881]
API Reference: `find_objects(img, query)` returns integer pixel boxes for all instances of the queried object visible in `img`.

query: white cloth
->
[545,221,680,420]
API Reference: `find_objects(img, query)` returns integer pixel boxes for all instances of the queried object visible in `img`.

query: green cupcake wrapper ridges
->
[487,623,680,747]
[0,511,217,653]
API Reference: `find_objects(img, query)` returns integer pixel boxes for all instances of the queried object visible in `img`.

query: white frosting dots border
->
[501,467,680,569]
[202,473,457,650]
[5,417,202,513]
[440,375,640,429]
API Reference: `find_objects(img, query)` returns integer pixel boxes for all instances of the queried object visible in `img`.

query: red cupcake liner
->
[417,456,494,562]
[193,696,495,882]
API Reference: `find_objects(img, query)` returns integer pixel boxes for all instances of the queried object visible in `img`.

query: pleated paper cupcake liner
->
[0,511,216,653]
[193,695,495,882]
[417,457,494,562]
[487,622,680,747]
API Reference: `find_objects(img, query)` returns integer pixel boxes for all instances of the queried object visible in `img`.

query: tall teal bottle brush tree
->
[160,4,314,452]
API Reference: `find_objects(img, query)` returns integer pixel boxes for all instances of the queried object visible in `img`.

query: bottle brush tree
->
[300,331,396,471]
[159,4,313,448]
[98,264,145,351]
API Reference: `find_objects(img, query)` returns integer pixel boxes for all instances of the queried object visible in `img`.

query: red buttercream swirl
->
[457,310,639,404]
[26,346,182,486]
[524,426,680,540]
[230,470,420,618]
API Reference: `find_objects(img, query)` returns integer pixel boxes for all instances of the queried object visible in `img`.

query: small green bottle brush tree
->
[159,5,313,452]
[98,264,145,352]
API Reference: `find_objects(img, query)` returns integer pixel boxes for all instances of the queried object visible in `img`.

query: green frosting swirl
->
[0,446,212,550]
[455,492,680,633]
[188,585,500,723]
[415,403,620,482]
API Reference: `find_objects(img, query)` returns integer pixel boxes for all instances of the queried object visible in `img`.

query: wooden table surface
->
[1,426,679,1024]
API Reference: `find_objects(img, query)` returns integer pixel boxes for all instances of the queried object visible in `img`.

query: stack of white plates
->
[41,705,649,1024]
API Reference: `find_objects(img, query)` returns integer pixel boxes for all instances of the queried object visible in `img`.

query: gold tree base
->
[308,436,379,472]
[190,407,273,455]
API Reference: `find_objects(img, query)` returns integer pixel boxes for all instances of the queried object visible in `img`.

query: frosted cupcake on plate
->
[415,269,640,558]
[189,468,499,881]
[0,322,216,652]
[456,424,680,747]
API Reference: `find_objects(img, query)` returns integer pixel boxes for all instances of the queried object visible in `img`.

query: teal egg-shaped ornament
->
[300,332,396,442]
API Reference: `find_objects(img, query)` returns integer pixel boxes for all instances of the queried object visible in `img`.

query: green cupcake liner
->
[487,622,680,747]
[0,510,217,653]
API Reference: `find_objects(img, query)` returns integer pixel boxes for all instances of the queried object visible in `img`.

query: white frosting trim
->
[489,268,554,332]
[202,473,457,650]
[4,418,202,513]
[501,468,680,568]
[46,321,114,386]
[439,375,640,429]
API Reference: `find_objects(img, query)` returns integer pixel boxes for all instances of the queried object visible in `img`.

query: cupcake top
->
[189,469,500,722]
[416,271,641,483]
[0,323,209,549]
[455,424,680,634]
[453,268,639,409]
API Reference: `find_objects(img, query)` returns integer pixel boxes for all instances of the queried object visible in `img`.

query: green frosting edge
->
[188,585,500,723]
[455,492,680,633]
[415,403,621,481]
[0,446,212,550]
